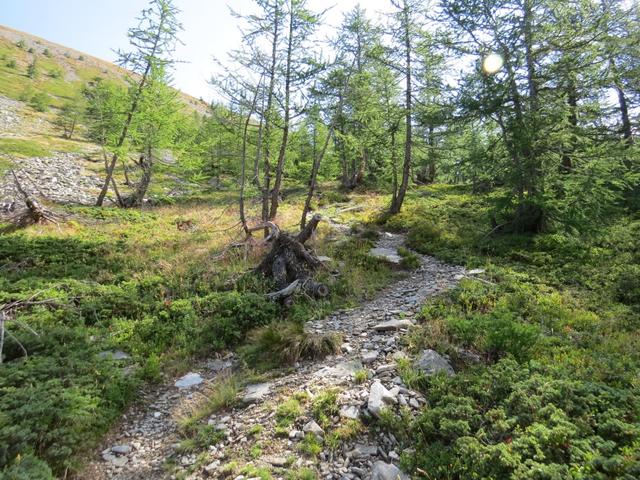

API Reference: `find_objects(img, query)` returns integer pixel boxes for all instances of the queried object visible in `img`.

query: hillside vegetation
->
[0,0,639,479]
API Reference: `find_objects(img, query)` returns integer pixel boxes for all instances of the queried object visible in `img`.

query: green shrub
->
[398,246,420,270]
[27,59,38,79]
[276,399,302,427]
[43,48,51,57]
[299,433,323,457]
[312,389,339,428]
[29,92,50,112]
[406,221,442,253]
[0,454,53,480]
[15,40,26,49]
[5,59,16,69]
[614,264,640,306]
[241,322,341,368]
[408,359,640,479]
[318,190,350,206]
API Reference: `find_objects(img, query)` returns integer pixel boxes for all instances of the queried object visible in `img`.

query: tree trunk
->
[269,5,294,220]
[122,152,152,208]
[240,81,262,235]
[389,0,412,215]
[561,75,578,172]
[261,2,280,228]
[301,120,334,229]
[253,114,263,187]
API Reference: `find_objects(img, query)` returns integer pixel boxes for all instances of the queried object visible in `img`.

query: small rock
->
[340,405,360,420]
[97,350,131,361]
[361,350,379,364]
[350,444,378,457]
[242,383,271,404]
[102,453,128,468]
[368,381,394,418]
[467,268,485,275]
[303,420,324,437]
[264,455,288,467]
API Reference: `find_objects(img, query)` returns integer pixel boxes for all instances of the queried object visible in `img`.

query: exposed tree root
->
[255,214,328,304]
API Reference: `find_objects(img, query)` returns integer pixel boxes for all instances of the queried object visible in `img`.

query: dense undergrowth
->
[0,194,393,479]
[380,184,640,479]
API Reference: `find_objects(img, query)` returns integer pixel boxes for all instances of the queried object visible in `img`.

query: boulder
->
[371,461,409,480]
[414,349,454,376]
[368,381,396,418]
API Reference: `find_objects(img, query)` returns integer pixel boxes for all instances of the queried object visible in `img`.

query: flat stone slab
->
[372,319,413,332]
[314,360,362,381]
[467,268,486,275]
[110,444,131,455]
[369,247,402,264]
[97,350,130,361]
[174,372,204,389]
[242,383,271,404]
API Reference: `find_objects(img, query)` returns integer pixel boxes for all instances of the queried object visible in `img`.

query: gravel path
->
[81,232,467,480]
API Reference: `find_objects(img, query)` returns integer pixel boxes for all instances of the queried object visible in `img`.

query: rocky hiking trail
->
[83,233,469,480]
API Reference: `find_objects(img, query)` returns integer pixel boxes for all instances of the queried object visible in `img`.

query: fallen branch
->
[0,292,56,364]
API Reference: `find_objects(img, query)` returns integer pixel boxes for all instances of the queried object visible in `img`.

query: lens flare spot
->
[483,53,504,74]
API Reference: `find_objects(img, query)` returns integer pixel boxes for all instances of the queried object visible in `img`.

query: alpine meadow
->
[0,0,639,479]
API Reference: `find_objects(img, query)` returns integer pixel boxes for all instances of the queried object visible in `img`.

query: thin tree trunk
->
[261,2,280,228]
[269,5,294,220]
[301,124,332,229]
[561,76,578,172]
[390,128,398,206]
[124,150,152,208]
[390,0,412,215]
[253,114,264,187]
[240,81,263,235]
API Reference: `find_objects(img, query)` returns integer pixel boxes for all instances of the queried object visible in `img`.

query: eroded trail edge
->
[84,233,466,480]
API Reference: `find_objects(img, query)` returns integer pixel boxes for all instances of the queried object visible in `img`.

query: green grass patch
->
[0,138,50,158]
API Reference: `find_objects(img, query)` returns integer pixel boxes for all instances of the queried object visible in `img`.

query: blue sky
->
[1,0,390,102]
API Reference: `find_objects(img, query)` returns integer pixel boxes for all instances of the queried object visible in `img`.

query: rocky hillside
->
[0,25,208,215]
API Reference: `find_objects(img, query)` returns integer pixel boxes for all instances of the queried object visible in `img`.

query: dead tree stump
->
[6,171,60,228]
[255,214,328,304]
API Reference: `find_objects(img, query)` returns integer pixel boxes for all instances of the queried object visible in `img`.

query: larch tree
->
[95,0,182,207]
